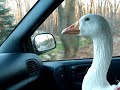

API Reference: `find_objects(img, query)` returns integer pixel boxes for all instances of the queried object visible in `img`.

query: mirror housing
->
[33,33,56,54]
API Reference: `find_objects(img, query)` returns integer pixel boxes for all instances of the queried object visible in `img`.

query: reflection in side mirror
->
[33,33,56,54]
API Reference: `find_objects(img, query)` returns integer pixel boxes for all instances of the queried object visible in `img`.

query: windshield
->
[0,0,37,45]
[32,0,120,61]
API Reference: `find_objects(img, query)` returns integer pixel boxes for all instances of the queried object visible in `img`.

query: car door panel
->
[107,59,120,85]
[39,58,120,90]
[38,60,91,90]
[61,60,92,90]
[0,53,43,90]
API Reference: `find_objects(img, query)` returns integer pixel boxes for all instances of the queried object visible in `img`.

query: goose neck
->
[92,35,113,76]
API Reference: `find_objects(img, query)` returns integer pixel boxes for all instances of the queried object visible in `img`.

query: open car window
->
[32,0,120,61]
[0,0,38,45]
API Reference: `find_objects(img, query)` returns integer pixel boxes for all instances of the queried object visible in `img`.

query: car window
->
[0,0,38,45]
[32,0,120,61]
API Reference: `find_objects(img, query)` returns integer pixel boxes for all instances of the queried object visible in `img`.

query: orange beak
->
[61,21,80,34]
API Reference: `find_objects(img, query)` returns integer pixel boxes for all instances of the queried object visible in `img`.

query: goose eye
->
[85,18,90,21]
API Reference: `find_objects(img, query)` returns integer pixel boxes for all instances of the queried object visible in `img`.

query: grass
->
[39,40,64,58]
[39,36,92,60]
[79,38,92,48]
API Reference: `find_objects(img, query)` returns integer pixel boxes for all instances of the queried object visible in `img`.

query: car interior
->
[0,0,120,90]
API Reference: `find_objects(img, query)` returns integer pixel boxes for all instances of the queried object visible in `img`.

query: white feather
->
[79,14,120,90]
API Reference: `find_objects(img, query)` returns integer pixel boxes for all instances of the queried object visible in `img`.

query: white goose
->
[61,14,120,90]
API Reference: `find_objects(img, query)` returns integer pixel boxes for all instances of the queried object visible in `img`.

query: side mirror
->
[33,33,56,54]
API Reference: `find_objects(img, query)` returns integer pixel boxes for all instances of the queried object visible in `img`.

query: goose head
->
[62,14,112,39]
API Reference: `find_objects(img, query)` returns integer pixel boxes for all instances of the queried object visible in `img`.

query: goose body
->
[61,14,120,90]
